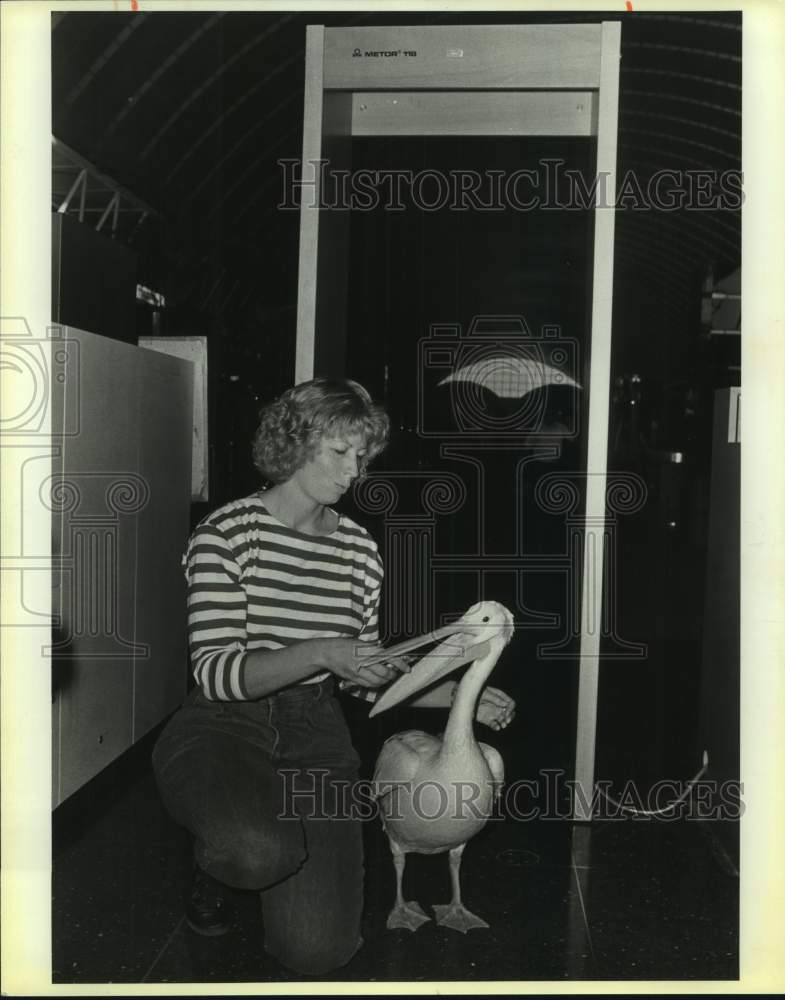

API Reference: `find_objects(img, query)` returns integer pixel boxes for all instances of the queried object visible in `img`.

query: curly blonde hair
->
[252,378,390,484]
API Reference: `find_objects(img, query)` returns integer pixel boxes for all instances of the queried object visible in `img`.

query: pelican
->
[370,601,514,933]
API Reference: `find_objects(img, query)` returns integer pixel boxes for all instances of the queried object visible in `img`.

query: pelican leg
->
[433,844,489,933]
[385,838,430,932]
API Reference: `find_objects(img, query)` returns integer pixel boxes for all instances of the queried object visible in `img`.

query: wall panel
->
[133,347,193,741]
[51,327,191,806]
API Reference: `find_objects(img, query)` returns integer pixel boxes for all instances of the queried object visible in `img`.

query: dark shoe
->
[185,866,231,936]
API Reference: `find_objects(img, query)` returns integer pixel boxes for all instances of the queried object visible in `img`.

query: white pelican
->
[370,601,515,933]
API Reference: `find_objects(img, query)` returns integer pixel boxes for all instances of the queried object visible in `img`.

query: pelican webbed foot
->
[432,901,489,933]
[386,900,431,932]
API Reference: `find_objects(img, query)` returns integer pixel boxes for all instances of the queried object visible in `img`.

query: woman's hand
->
[318,638,411,689]
[475,686,516,731]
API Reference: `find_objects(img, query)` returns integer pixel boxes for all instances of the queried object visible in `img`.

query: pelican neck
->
[256,492,341,538]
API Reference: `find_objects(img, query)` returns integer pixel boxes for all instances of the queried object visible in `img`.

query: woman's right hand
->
[318,638,411,689]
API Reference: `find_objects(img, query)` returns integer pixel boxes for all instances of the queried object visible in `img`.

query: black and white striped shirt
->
[184,493,382,702]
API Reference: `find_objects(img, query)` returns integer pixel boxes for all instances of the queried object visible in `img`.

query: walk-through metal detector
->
[294,23,621,819]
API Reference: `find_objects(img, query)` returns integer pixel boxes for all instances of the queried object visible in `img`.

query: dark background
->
[52,10,741,509]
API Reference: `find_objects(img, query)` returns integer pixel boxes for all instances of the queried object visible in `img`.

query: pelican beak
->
[368,633,491,717]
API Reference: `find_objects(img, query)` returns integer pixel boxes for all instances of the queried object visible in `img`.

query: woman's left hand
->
[475,686,516,730]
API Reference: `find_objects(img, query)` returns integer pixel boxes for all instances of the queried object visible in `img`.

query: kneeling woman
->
[152,378,514,976]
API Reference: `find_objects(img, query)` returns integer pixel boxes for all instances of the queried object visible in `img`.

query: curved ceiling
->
[52,9,741,386]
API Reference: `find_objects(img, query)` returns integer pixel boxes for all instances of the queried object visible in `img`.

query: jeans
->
[151,678,364,976]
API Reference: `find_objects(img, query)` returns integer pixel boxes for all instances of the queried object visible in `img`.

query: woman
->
[152,378,514,976]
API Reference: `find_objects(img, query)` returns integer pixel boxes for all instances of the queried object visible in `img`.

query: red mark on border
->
[130,0,139,10]
[625,1,633,9]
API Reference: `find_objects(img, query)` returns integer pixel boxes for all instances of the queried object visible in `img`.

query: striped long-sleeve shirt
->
[184,493,383,702]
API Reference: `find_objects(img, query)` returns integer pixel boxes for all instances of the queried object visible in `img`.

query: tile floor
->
[52,724,738,986]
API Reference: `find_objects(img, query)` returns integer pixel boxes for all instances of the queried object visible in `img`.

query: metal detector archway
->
[294,23,622,819]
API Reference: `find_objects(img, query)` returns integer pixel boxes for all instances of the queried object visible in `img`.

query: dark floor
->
[52,727,738,985]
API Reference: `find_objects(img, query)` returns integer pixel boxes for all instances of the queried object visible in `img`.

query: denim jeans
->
[151,678,364,976]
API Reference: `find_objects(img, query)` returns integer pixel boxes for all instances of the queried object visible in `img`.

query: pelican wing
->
[478,742,505,799]
[373,731,441,828]
[439,355,580,398]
